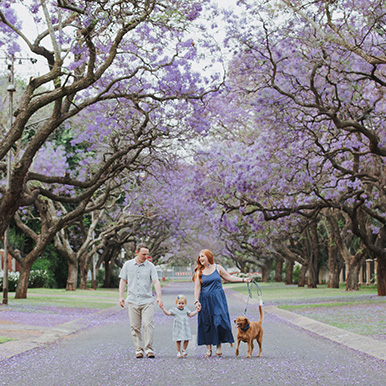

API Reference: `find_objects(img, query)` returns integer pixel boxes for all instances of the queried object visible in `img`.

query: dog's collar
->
[240,323,250,331]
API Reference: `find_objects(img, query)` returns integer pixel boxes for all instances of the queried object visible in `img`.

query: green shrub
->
[96,269,105,283]
[0,269,51,291]
[293,265,301,284]
[111,267,121,288]
[29,269,50,288]
[0,270,20,291]
[32,245,68,288]
[96,267,120,288]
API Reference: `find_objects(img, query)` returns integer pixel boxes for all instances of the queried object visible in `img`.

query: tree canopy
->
[2,0,386,296]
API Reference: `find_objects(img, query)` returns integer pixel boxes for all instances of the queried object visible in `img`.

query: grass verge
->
[228,282,385,338]
[1,288,119,310]
[0,336,14,344]
[1,283,385,340]
[226,282,378,304]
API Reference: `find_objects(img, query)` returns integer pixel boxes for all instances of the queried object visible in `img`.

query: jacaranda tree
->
[0,0,224,297]
[190,0,386,294]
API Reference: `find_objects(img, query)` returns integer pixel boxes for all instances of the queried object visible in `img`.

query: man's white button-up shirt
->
[119,259,158,305]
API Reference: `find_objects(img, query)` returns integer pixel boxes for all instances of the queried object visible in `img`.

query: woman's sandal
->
[204,348,212,357]
[216,344,222,356]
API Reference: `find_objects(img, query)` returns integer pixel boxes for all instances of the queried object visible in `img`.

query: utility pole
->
[1,54,38,304]
[91,211,97,290]
[2,54,15,305]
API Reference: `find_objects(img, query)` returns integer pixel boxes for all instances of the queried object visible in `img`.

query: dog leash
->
[243,280,263,316]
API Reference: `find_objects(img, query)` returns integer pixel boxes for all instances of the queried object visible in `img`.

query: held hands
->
[194,300,201,311]
[156,297,164,309]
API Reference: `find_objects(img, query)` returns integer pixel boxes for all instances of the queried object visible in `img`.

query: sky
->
[1,0,241,80]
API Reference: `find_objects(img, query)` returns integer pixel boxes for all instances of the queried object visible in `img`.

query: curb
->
[264,305,386,362]
[0,305,122,362]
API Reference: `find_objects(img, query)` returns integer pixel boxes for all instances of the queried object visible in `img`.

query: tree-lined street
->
[1,282,385,386]
[1,1,386,298]
[1,3,386,385]
[1,1,386,300]
[1,6,386,386]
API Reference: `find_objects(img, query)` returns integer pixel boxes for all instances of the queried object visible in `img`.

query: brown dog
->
[234,305,263,358]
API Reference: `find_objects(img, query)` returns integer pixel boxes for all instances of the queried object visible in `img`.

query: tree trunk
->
[325,209,367,291]
[79,248,96,290]
[307,256,318,288]
[261,265,270,283]
[79,259,89,290]
[54,231,79,292]
[103,246,117,288]
[327,241,343,289]
[66,260,78,291]
[104,260,113,288]
[15,261,33,299]
[377,257,386,296]
[298,264,307,287]
[328,263,341,289]
[307,220,319,288]
[345,260,360,291]
[285,260,294,285]
[274,259,283,282]
[13,235,52,299]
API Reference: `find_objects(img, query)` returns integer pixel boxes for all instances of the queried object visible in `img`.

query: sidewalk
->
[0,304,122,362]
[1,290,385,363]
[265,306,386,361]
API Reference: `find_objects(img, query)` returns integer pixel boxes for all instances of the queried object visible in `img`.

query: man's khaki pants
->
[127,302,154,356]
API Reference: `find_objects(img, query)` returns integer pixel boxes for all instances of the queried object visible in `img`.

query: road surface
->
[0,282,385,386]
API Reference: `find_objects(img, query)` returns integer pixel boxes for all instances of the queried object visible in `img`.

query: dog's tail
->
[258,305,264,324]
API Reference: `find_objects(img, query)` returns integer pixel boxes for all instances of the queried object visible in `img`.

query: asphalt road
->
[0,281,385,386]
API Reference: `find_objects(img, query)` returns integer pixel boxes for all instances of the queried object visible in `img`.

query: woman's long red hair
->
[192,249,215,283]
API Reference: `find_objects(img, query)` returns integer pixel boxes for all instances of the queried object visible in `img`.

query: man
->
[119,244,163,358]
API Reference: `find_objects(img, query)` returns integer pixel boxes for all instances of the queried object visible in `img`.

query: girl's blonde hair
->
[176,294,187,304]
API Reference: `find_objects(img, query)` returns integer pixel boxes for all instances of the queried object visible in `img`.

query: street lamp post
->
[91,211,97,290]
[1,54,38,304]
[2,54,15,305]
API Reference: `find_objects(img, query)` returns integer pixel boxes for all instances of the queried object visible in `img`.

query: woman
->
[193,249,251,357]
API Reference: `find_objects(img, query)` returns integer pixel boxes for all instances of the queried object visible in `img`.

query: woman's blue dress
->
[197,267,234,346]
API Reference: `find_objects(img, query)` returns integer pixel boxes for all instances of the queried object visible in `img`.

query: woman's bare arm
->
[217,265,251,283]
[193,273,202,311]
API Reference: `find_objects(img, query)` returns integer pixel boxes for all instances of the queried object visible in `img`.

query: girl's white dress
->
[168,306,193,341]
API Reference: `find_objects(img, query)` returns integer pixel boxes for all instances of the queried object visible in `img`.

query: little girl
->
[161,294,199,358]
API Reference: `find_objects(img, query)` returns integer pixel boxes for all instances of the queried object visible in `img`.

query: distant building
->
[0,249,20,272]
